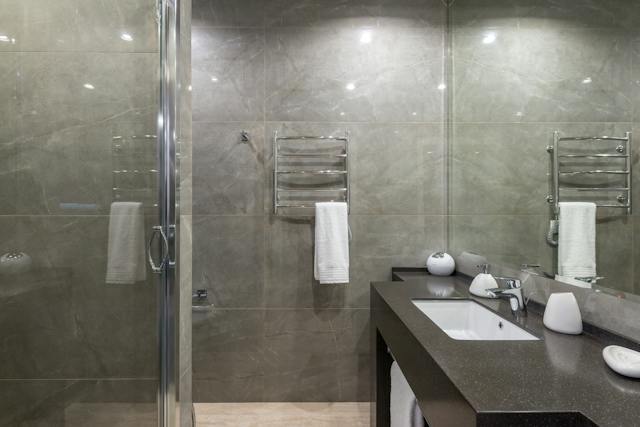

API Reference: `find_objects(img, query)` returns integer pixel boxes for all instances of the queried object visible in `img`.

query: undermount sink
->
[412,300,539,341]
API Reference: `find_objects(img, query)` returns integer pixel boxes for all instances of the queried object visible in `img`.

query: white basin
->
[412,300,539,341]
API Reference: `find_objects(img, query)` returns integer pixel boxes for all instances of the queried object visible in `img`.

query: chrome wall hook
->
[240,130,250,142]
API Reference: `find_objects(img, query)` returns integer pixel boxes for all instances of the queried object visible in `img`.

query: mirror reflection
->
[448,1,639,296]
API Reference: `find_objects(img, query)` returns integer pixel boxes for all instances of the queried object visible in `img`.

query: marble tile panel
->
[450,214,554,274]
[264,216,346,308]
[0,0,23,53]
[179,216,193,376]
[262,309,338,373]
[0,379,157,426]
[520,0,640,31]
[14,0,158,53]
[0,54,19,213]
[335,354,370,401]
[192,215,265,308]
[595,216,633,293]
[193,0,265,28]
[193,377,264,403]
[193,122,265,215]
[17,52,158,139]
[451,123,632,216]
[192,28,265,122]
[351,123,445,215]
[265,26,444,123]
[378,0,446,28]
[192,309,265,381]
[0,53,20,143]
[264,0,378,28]
[262,366,341,402]
[453,26,632,123]
[349,215,445,307]
[451,124,549,215]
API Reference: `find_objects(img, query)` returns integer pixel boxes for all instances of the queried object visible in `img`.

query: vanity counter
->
[371,271,640,427]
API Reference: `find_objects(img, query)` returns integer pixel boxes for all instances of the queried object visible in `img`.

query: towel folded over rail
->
[558,202,596,281]
[391,361,425,427]
[314,202,349,284]
[106,202,146,284]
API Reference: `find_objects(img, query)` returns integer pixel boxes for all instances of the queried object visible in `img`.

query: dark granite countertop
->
[372,270,640,427]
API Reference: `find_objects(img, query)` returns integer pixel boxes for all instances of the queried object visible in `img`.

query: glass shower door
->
[0,1,176,425]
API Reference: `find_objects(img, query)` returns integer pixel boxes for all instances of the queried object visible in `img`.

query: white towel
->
[554,274,592,289]
[314,202,349,284]
[106,202,146,284]
[558,202,596,280]
[391,361,425,427]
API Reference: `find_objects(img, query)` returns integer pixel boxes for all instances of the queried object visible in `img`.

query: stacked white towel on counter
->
[391,361,425,427]
[314,202,349,284]
[558,202,596,282]
[106,202,146,284]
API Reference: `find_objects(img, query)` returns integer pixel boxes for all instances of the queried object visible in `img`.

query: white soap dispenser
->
[469,264,499,298]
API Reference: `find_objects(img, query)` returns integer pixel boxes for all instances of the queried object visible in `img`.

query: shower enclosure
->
[0,1,191,426]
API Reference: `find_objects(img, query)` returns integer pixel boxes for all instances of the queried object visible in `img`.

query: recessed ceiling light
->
[345,82,356,91]
[120,33,133,42]
[83,83,95,90]
[482,32,497,44]
[360,30,372,44]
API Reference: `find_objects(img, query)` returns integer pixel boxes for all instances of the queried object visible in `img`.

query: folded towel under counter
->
[314,202,349,284]
[391,361,425,427]
[106,202,146,285]
[558,202,596,282]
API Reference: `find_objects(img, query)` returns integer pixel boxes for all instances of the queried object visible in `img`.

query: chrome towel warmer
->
[273,131,350,215]
[112,134,159,209]
[546,131,632,215]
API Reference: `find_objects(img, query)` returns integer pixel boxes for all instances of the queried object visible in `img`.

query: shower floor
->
[195,402,370,426]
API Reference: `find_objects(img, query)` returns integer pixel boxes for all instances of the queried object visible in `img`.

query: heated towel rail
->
[112,134,159,209]
[546,131,632,215]
[273,131,350,215]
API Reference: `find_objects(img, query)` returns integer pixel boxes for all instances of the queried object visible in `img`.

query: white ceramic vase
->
[426,252,455,276]
[543,292,583,335]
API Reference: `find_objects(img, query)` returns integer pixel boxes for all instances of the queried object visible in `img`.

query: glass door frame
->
[157,0,182,425]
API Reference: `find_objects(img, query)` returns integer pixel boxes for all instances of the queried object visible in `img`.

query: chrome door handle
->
[148,225,169,274]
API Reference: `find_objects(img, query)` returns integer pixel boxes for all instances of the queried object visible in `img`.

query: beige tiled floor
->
[195,402,370,427]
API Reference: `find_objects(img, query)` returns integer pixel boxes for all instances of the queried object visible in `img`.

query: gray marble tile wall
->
[449,0,640,295]
[0,0,168,425]
[191,0,447,402]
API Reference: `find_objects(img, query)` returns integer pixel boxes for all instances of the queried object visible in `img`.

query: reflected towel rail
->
[275,135,348,141]
[276,170,348,175]
[559,170,629,175]
[559,154,628,158]
[558,136,629,142]
[560,187,630,192]
[547,131,632,215]
[277,153,347,158]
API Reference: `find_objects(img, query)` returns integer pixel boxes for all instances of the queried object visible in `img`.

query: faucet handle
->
[494,276,521,289]
[505,278,521,289]
[521,263,540,269]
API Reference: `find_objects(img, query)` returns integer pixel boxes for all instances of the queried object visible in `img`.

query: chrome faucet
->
[488,276,526,314]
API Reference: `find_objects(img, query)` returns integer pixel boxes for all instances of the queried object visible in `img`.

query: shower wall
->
[191,0,447,402]
[0,1,193,425]
[448,0,640,294]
